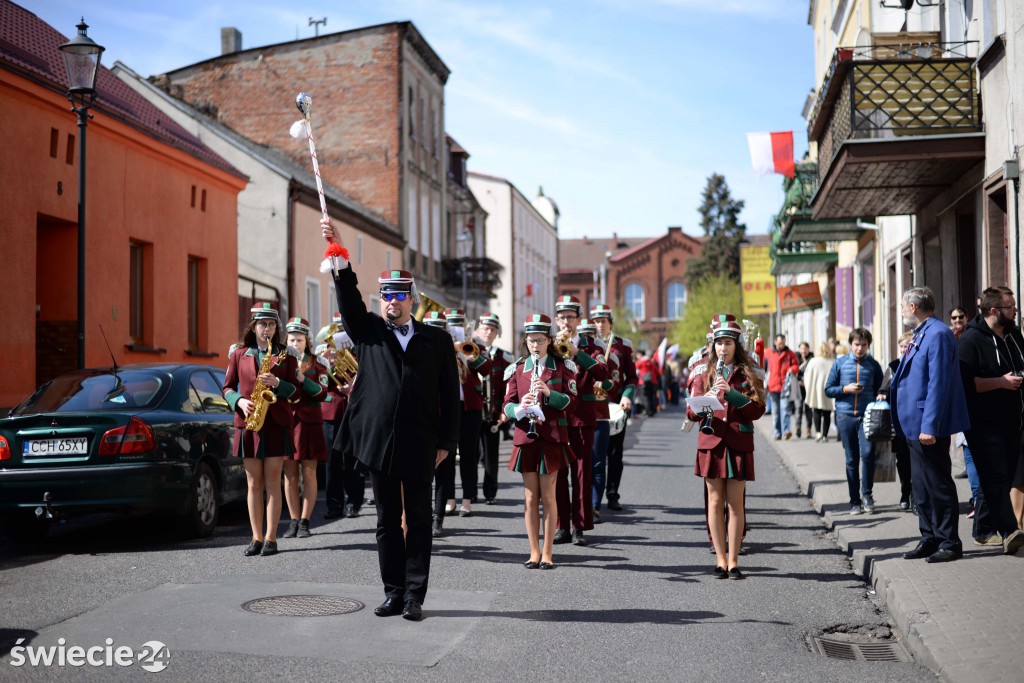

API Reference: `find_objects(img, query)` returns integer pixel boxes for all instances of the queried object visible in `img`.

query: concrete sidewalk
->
[758,417,1024,682]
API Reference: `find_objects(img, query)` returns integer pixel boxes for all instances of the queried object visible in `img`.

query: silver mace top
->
[295,92,312,118]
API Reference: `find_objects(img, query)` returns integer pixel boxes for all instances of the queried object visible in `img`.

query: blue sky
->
[30,0,813,238]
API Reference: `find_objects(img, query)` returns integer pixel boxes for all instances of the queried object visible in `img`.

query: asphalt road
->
[0,406,937,681]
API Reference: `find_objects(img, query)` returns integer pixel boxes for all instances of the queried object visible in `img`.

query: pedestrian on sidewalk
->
[323,217,462,621]
[892,286,970,564]
[503,314,578,570]
[957,286,1024,554]
[763,335,799,440]
[825,328,884,515]
[794,342,814,438]
[686,314,766,580]
[877,331,914,511]
[803,342,835,442]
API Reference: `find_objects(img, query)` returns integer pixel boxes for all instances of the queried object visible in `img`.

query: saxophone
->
[245,337,279,432]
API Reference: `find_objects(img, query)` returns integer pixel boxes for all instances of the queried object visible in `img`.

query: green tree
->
[685,173,747,288]
[670,274,743,357]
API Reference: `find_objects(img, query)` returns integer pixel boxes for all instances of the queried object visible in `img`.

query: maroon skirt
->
[287,420,328,461]
[508,441,572,475]
[695,442,754,481]
[236,422,293,459]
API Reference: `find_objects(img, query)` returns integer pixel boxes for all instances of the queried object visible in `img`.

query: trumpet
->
[332,347,359,386]
[456,339,480,362]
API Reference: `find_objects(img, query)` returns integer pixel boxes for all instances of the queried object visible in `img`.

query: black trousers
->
[607,419,628,503]
[458,409,482,501]
[813,409,832,438]
[433,448,455,522]
[966,427,1021,538]
[324,421,366,512]
[370,469,433,603]
[893,435,912,499]
[642,384,658,416]
[480,420,500,501]
[908,436,962,551]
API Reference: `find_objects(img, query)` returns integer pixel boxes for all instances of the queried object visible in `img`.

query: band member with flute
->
[222,303,302,557]
[503,314,578,570]
[578,318,619,523]
[474,313,516,504]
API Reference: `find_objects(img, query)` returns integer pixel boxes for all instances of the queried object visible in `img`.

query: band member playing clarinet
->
[503,314,578,570]
[321,219,460,622]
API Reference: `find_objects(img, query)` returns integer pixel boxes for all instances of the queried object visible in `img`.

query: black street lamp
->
[59,19,104,370]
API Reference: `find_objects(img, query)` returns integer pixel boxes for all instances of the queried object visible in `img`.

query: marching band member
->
[503,314,578,570]
[423,311,458,537]
[553,296,608,546]
[578,318,618,522]
[319,313,364,519]
[222,303,302,557]
[474,313,516,504]
[281,317,330,539]
[686,314,766,579]
[590,304,638,512]
[445,309,492,519]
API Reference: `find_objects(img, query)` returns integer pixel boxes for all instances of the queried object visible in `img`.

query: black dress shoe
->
[925,548,962,563]
[553,528,572,544]
[431,520,443,538]
[572,529,588,546]
[713,566,727,579]
[539,561,555,570]
[485,498,496,505]
[903,542,939,560]
[259,540,278,556]
[243,540,263,557]
[607,500,623,511]
[323,507,345,520]
[727,567,745,580]
[282,519,299,538]
[402,600,424,621]
[374,597,403,617]
[524,560,540,569]
[345,503,358,518]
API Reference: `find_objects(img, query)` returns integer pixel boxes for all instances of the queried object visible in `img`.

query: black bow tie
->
[386,320,410,335]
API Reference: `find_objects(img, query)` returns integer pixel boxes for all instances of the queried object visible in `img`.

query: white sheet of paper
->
[686,395,724,413]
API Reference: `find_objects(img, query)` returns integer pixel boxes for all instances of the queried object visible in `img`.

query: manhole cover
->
[241,595,364,617]
[808,635,911,662]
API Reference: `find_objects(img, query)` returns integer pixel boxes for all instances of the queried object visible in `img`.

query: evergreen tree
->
[685,173,747,288]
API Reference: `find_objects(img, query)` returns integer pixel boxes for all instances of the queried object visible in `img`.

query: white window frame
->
[666,282,686,319]
[305,278,321,334]
[625,283,645,322]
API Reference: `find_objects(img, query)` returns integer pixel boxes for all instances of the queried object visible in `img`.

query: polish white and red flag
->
[746,131,795,179]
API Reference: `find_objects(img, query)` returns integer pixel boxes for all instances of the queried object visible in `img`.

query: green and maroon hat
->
[378,269,414,293]
[250,302,280,321]
[477,312,501,332]
[423,311,448,328]
[589,303,613,321]
[285,317,311,336]
[578,318,596,335]
[331,311,342,324]
[554,295,582,316]
[710,313,743,341]
[523,313,553,335]
[444,308,466,325]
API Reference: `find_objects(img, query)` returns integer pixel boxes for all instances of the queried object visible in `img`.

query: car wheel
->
[177,462,219,538]
[5,512,51,543]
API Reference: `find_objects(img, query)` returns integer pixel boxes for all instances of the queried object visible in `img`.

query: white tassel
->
[320,256,349,273]
[289,120,306,139]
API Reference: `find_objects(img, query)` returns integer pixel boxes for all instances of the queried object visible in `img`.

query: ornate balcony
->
[440,257,503,295]
[808,43,984,220]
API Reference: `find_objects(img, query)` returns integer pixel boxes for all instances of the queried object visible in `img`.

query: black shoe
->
[523,560,540,569]
[925,548,962,563]
[539,561,555,570]
[259,540,278,556]
[243,540,263,557]
[899,494,911,511]
[903,542,939,560]
[345,503,357,518]
[593,510,602,524]
[572,529,588,546]
[713,566,727,579]
[607,499,623,511]
[296,519,311,538]
[485,498,496,505]
[431,520,443,538]
[727,567,745,580]
[553,528,572,544]
[282,519,299,538]
[402,600,424,621]
[374,597,403,617]
[323,507,345,520]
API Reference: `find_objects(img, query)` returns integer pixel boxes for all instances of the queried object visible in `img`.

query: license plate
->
[23,438,89,456]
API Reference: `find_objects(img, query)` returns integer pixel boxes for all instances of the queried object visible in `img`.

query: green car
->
[0,363,246,541]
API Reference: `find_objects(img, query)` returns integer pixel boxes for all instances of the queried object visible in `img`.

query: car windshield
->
[11,370,167,415]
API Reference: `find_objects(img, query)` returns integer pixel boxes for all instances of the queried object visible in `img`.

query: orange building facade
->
[0,4,246,408]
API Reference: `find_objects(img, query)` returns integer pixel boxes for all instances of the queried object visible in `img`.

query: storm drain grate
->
[809,635,911,662]
[241,595,364,617]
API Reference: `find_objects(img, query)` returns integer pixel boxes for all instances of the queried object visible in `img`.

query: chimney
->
[221,27,242,55]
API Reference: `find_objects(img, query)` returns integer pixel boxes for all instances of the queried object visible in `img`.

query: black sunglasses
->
[380,292,410,302]
[950,315,965,320]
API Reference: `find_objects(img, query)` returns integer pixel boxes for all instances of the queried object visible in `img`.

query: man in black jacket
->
[324,220,461,621]
[958,286,1024,555]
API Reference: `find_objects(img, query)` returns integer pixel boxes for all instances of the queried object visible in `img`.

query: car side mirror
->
[202,396,230,411]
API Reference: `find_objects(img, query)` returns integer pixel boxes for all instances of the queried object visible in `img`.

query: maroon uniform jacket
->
[502,355,577,446]
[223,344,302,429]
[567,336,609,427]
[290,355,330,424]
[604,335,638,403]
[484,346,515,422]
[686,365,765,452]
[591,342,620,420]
[462,353,493,411]
[320,378,349,422]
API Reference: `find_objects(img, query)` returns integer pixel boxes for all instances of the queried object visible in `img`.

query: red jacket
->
[635,357,661,386]
[462,353,493,412]
[289,354,329,424]
[502,355,576,446]
[604,336,637,403]
[568,336,609,427]
[222,344,302,429]
[483,346,516,422]
[763,346,799,393]
[686,365,765,452]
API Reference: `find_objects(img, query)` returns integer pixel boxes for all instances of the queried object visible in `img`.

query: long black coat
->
[332,265,460,483]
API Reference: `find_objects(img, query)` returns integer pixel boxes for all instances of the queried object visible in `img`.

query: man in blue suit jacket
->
[891,286,970,563]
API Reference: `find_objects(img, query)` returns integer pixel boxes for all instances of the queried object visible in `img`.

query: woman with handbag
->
[686,314,766,580]
[803,342,836,442]
[502,314,578,570]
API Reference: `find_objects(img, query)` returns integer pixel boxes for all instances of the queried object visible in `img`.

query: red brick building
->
[558,227,702,348]
[157,22,457,300]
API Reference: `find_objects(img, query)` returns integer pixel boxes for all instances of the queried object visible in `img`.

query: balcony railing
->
[808,43,981,184]
[441,257,503,292]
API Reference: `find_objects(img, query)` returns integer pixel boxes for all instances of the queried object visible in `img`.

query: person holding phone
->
[825,328,884,515]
